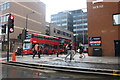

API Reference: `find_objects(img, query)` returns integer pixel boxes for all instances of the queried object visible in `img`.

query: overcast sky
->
[40,0,87,22]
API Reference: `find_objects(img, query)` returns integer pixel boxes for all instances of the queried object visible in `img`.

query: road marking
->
[37,65,44,68]
[113,71,120,76]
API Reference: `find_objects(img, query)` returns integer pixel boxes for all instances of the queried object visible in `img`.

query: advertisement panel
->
[89,37,102,47]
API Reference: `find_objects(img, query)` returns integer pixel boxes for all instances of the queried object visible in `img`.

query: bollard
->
[12,52,16,61]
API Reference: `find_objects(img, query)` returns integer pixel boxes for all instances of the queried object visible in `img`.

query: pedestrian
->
[78,43,84,58]
[32,43,40,59]
[65,41,75,61]
[71,43,76,59]
[16,46,22,55]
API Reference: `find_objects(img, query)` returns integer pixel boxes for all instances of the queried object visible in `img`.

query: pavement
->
[1,53,120,76]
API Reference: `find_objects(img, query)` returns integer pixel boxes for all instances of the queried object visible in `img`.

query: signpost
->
[89,37,102,47]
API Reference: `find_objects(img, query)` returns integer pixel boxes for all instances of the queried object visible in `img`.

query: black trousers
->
[32,50,40,58]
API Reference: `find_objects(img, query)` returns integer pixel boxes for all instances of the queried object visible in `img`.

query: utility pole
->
[25,11,35,31]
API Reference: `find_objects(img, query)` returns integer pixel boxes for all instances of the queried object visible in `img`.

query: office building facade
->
[51,11,73,32]
[0,1,46,51]
[51,9,88,45]
[49,23,73,40]
[70,9,88,45]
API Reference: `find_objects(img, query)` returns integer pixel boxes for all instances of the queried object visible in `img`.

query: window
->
[0,2,10,11]
[54,45,57,49]
[64,28,67,30]
[73,23,88,27]
[113,13,120,26]
[26,34,32,39]
[63,32,65,35]
[23,42,32,50]
[62,23,67,26]
[54,29,56,33]
[0,15,8,22]
[57,30,60,34]
[57,24,61,26]
[6,2,10,9]
[0,5,3,11]
[61,19,67,22]
[3,3,6,10]
[69,34,71,37]
[40,44,44,48]
[73,28,88,31]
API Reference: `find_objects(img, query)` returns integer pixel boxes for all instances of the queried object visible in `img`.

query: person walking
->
[32,43,40,59]
[16,46,23,56]
[78,43,84,58]
[65,41,74,61]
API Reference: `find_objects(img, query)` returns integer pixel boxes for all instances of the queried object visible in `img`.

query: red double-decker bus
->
[23,32,60,54]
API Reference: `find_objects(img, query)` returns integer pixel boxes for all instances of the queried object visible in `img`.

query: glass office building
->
[51,9,88,44]
[51,11,73,32]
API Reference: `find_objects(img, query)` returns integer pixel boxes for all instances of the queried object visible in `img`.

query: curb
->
[75,61,120,65]
[2,61,120,77]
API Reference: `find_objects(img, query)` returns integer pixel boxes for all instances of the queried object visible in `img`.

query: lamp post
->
[23,11,35,48]
[76,22,78,49]
[81,8,87,44]
[25,11,35,31]
[82,12,85,44]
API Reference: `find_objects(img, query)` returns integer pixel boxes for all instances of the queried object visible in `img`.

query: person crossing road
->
[65,41,75,61]
[78,43,84,58]
[32,43,40,59]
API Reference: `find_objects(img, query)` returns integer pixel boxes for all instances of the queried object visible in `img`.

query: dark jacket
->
[67,43,72,50]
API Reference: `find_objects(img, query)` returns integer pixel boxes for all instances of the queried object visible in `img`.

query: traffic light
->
[17,33,22,39]
[21,29,27,40]
[8,14,14,33]
[45,29,50,35]
[1,24,6,33]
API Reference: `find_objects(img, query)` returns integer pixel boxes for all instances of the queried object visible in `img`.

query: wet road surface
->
[1,64,119,80]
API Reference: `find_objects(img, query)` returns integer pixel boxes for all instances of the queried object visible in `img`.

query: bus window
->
[54,45,57,49]
[23,42,32,50]
[51,45,55,49]
[59,45,63,49]
[49,45,53,49]
[39,44,44,48]
[44,44,49,49]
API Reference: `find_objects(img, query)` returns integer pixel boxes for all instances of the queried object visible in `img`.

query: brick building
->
[87,0,120,56]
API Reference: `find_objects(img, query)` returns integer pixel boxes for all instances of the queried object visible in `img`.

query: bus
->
[22,32,72,54]
[23,32,60,54]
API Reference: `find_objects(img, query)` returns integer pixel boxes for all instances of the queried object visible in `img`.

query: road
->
[1,64,118,80]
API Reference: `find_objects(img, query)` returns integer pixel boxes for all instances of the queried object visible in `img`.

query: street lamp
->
[82,12,85,44]
[26,11,35,31]
[75,22,78,48]
[81,8,87,44]
[23,11,35,48]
